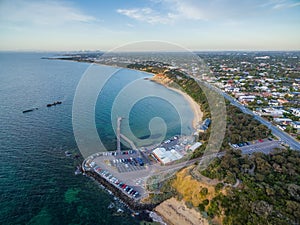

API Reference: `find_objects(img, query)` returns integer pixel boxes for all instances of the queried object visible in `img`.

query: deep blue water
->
[0,52,193,225]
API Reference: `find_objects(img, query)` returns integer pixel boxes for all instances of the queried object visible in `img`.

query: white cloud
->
[117,7,172,24]
[161,0,266,21]
[161,0,210,20]
[273,1,300,9]
[260,0,300,9]
[118,0,300,25]
[0,0,96,26]
[126,23,135,27]
[116,1,209,24]
[117,0,258,24]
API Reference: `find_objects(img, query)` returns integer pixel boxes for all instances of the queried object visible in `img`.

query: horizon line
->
[1,49,300,53]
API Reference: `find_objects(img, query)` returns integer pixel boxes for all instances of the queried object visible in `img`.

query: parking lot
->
[231,137,275,149]
[89,150,154,199]
[160,136,179,150]
[85,135,195,200]
[111,157,146,173]
[90,163,141,199]
[239,140,282,155]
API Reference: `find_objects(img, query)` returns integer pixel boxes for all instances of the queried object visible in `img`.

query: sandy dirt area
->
[154,197,209,225]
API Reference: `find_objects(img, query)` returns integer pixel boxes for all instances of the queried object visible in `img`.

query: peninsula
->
[49,52,299,225]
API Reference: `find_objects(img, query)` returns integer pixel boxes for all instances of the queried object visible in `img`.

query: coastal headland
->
[49,55,209,224]
[51,54,293,225]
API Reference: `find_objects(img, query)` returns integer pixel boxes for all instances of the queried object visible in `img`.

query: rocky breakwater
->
[85,171,158,211]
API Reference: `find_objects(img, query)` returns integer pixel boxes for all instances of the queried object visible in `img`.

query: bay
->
[0,52,193,224]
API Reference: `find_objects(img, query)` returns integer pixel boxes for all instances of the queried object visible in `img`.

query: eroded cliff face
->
[151,73,173,86]
[154,197,209,225]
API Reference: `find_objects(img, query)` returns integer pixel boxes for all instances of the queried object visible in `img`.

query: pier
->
[116,116,137,151]
[117,117,122,153]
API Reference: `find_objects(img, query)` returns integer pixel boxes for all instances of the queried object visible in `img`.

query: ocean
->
[0,52,194,225]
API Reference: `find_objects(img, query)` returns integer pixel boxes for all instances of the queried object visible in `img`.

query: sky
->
[0,0,300,51]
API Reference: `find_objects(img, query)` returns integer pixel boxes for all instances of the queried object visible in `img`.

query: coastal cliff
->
[150,73,174,86]
[154,197,209,225]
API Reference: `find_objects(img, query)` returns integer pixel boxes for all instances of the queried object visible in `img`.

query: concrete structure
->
[291,121,300,131]
[274,118,292,125]
[189,142,202,152]
[117,117,122,153]
[152,147,183,165]
[198,118,211,132]
[117,117,137,151]
[261,108,285,117]
[238,95,256,102]
[290,108,300,117]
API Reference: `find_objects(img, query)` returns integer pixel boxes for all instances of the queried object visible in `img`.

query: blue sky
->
[0,0,299,51]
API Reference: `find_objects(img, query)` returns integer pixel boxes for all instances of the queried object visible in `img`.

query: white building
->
[291,121,300,130]
[152,148,183,165]
[189,142,202,152]
[238,95,256,102]
[261,108,285,117]
[290,108,300,117]
[274,118,292,125]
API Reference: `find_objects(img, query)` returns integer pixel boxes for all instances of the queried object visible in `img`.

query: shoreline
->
[98,60,204,130]
[149,75,203,130]
[165,85,202,130]
[51,58,204,224]
[46,57,203,130]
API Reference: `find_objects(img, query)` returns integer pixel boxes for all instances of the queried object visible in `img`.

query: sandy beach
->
[154,197,209,225]
[168,86,203,130]
[151,74,203,130]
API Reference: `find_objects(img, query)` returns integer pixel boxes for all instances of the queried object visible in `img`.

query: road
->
[86,140,284,200]
[136,140,282,178]
[197,80,300,151]
[238,140,282,155]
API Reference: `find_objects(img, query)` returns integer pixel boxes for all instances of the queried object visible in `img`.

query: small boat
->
[131,212,140,217]
[74,154,80,159]
[74,166,82,175]
[108,202,115,209]
[47,101,62,107]
[23,108,38,113]
[117,208,124,213]
[65,151,72,157]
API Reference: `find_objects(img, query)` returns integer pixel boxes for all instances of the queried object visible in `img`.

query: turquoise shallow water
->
[0,52,193,224]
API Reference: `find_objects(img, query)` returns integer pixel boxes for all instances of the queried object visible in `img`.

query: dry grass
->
[172,166,219,207]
